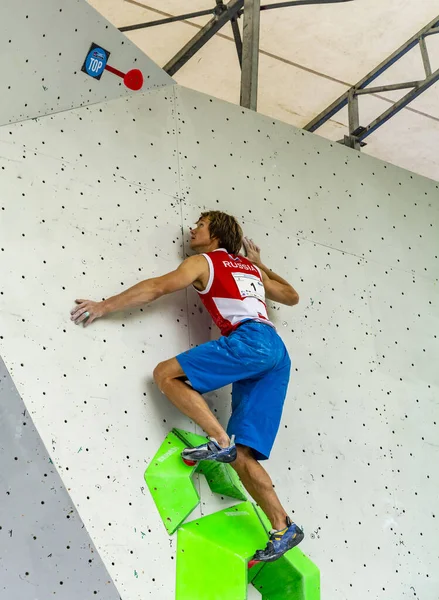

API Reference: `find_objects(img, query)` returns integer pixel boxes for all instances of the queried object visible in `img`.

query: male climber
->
[70,210,304,562]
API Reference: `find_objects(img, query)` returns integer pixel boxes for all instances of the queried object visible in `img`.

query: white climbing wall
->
[0,0,173,127]
[1,82,438,600]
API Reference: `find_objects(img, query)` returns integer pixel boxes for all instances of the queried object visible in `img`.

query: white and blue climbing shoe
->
[181,435,237,466]
[251,517,304,563]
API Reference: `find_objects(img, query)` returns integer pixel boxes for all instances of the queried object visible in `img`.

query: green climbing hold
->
[197,458,247,501]
[175,501,320,599]
[144,431,199,535]
[251,550,321,600]
[145,430,320,599]
[176,501,267,600]
[145,429,247,534]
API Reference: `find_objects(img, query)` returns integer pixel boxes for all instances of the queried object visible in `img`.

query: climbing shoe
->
[252,517,304,562]
[181,435,237,466]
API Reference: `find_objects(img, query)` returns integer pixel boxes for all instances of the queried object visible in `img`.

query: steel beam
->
[163,0,244,76]
[304,15,439,133]
[354,80,423,95]
[231,17,243,67]
[419,36,432,77]
[240,0,261,110]
[424,26,439,37]
[344,88,360,149]
[347,90,358,130]
[356,67,439,141]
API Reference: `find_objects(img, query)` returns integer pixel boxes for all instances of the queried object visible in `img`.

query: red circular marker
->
[104,64,144,91]
[124,69,144,91]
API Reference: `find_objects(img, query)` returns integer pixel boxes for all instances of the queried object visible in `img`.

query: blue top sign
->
[81,43,110,81]
[84,46,108,78]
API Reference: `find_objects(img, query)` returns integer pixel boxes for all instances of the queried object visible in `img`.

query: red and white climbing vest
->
[194,248,274,336]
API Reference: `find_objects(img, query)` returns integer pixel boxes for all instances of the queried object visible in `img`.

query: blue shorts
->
[176,319,291,461]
